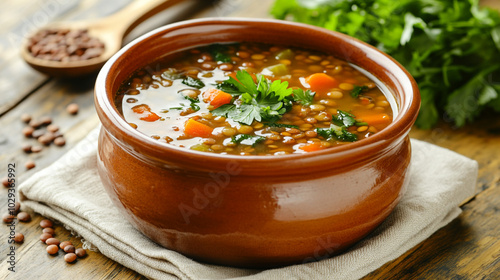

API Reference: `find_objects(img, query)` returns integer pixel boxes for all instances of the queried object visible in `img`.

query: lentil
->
[17,212,31,222]
[2,177,10,187]
[64,245,76,253]
[40,233,52,243]
[66,103,79,115]
[64,253,77,263]
[40,219,53,228]
[43,228,55,235]
[31,145,43,153]
[46,244,59,255]
[14,233,24,243]
[75,248,87,258]
[54,137,66,146]
[22,126,35,137]
[60,241,73,250]
[22,143,32,153]
[2,214,15,223]
[21,113,32,123]
[25,160,36,170]
[46,238,60,246]
[47,124,59,133]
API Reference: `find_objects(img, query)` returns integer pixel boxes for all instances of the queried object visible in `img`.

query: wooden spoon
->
[21,0,184,77]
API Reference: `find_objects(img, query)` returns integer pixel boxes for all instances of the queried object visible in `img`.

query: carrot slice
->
[357,113,391,126]
[203,88,233,109]
[299,142,323,152]
[184,119,213,138]
[132,104,160,122]
[305,73,338,93]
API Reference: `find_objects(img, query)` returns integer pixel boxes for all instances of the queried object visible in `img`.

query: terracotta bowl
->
[94,18,420,268]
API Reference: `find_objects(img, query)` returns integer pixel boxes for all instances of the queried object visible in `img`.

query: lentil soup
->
[115,42,394,155]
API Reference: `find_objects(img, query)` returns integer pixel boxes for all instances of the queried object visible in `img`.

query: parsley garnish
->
[182,76,205,89]
[265,123,299,129]
[211,70,294,125]
[332,110,356,127]
[231,134,266,146]
[208,44,233,63]
[350,85,370,98]
[317,125,358,142]
[316,110,359,142]
[292,88,316,105]
[170,96,200,112]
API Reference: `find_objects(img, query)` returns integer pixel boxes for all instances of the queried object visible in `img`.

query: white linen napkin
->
[19,126,478,280]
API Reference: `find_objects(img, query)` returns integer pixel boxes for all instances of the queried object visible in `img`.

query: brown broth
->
[115,42,393,155]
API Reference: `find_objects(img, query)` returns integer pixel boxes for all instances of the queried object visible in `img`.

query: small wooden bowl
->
[94,18,420,268]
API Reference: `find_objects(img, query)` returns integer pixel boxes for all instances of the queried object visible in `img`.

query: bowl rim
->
[95,17,420,172]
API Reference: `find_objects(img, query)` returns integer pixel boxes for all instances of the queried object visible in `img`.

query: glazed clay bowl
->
[94,18,420,268]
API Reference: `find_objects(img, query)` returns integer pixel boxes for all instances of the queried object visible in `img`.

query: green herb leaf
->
[208,44,233,63]
[350,85,369,98]
[182,76,205,89]
[333,110,356,127]
[265,123,299,129]
[292,88,315,105]
[231,134,266,146]
[209,70,295,125]
[316,125,358,142]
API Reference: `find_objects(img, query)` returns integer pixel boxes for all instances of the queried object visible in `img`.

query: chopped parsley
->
[182,76,205,89]
[211,70,294,125]
[350,85,370,98]
[208,44,233,63]
[292,88,316,105]
[231,134,266,146]
[316,110,359,142]
[265,123,299,129]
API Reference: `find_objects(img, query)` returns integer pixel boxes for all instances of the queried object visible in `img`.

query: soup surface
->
[115,43,393,155]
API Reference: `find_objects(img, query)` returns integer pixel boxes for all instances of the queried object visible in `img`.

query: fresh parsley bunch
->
[212,70,314,125]
[271,0,500,128]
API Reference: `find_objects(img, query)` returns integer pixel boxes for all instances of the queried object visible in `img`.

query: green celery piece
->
[262,64,289,76]
[275,49,294,59]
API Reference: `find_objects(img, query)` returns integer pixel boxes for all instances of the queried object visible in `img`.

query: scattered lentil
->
[60,241,73,250]
[25,160,36,170]
[53,137,66,146]
[46,244,59,255]
[64,245,76,254]
[14,233,24,243]
[46,238,60,246]
[40,233,53,243]
[17,212,31,222]
[64,253,77,263]
[66,103,79,115]
[40,219,53,228]
[31,145,43,153]
[20,113,32,123]
[2,214,15,223]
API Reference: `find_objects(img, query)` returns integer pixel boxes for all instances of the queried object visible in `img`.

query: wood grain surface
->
[1,0,499,279]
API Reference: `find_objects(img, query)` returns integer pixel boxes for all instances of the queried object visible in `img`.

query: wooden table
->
[1,0,499,279]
